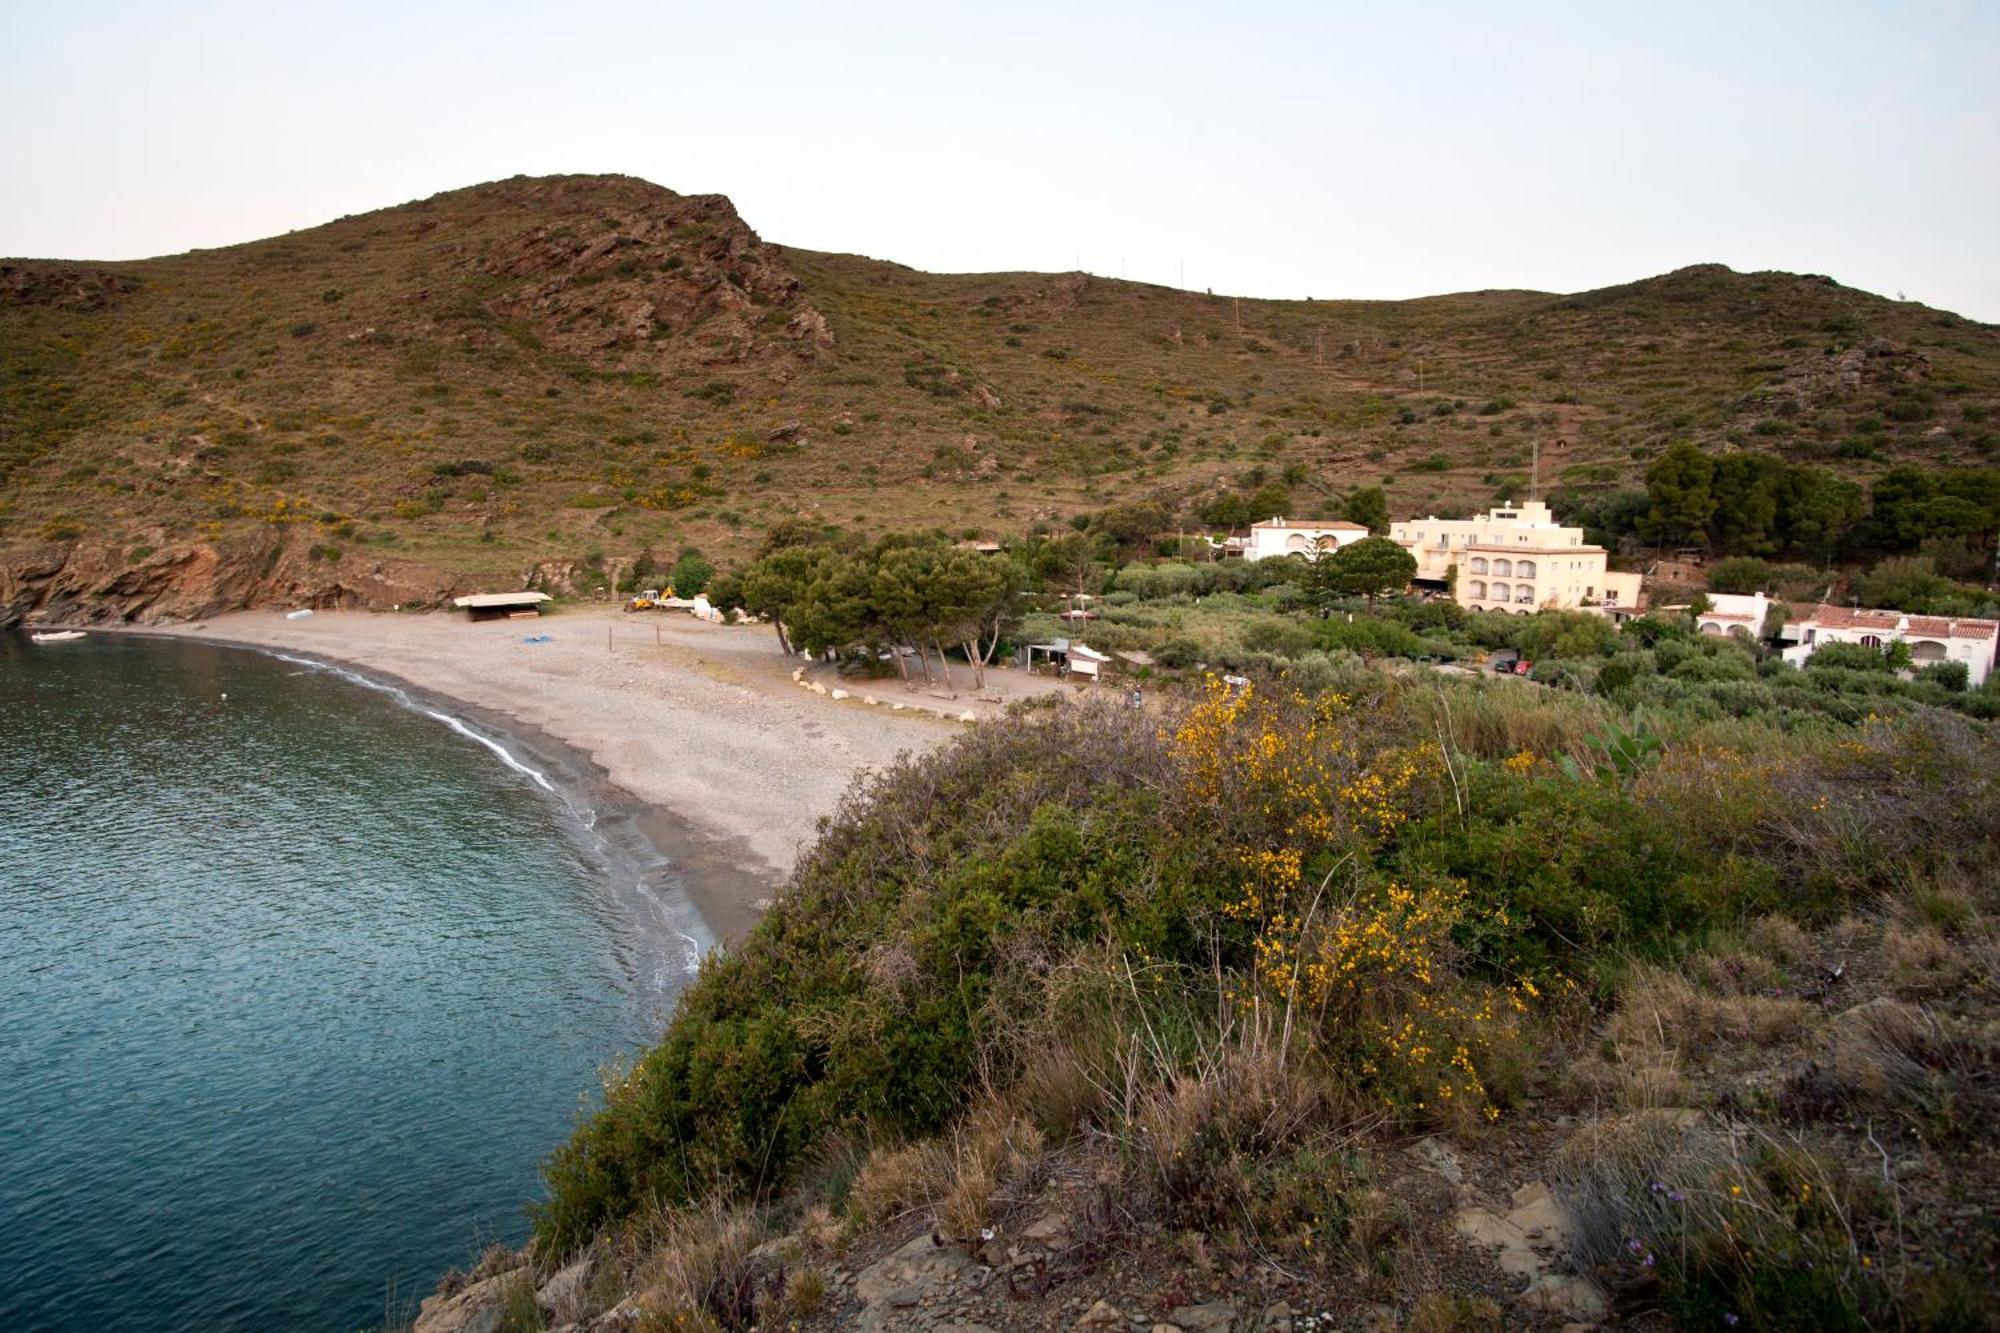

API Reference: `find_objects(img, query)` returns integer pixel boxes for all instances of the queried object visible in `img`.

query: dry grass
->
[1800,994,1998,1144]
[496,1271,543,1333]
[1742,915,1810,965]
[1606,965,1810,1053]
[626,1202,762,1331]
[843,1102,1053,1240]
[1404,1292,1503,1333]
[1882,923,1973,997]
[781,1265,826,1318]
[847,1140,943,1228]
[7,174,1997,583]
[1553,1114,1890,1325]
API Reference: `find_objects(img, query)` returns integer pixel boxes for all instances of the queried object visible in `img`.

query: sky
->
[5,1,1998,320]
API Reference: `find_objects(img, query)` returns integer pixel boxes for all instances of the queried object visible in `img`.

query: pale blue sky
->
[5,1,1997,319]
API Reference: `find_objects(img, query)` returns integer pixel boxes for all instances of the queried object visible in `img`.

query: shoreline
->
[87,607,968,945]
[177,631,759,953]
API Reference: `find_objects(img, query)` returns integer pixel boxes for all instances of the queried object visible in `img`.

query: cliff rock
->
[0,534,458,627]
[480,186,828,372]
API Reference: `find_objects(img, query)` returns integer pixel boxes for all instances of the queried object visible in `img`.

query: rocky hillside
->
[3,174,1997,624]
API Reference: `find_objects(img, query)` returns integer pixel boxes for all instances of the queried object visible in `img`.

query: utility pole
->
[1530,438,1540,502]
[1314,328,1325,368]
[1233,297,1242,333]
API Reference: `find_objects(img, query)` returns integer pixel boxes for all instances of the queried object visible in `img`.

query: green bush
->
[670,550,714,597]
[1596,656,1641,695]
[1238,619,1316,658]
[1513,611,1619,662]
[1805,641,1896,673]
[1705,556,1773,594]
[1916,660,1969,693]
[1670,651,1756,684]
[536,705,1234,1249]
[1312,616,1437,660]
[535,673,2000,1266]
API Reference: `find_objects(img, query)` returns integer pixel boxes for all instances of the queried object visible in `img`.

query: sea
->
[0,632,709,1331]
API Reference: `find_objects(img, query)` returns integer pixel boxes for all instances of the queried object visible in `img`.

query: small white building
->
[1068,643,1111,680]
[1390,500,1643,615]
[1243,517,1373,561]
[1781,604,2000,687]
[1696,591,1771,640]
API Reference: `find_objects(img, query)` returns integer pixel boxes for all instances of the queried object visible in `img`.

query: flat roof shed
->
[452,591,552,621]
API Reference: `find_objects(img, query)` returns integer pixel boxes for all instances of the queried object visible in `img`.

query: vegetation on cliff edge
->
[535,669,1997,1330]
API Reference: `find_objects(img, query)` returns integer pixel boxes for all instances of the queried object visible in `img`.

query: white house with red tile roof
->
[1696,592,1771,640]
[1244,517,1372,562]
[1781,603,2000,686]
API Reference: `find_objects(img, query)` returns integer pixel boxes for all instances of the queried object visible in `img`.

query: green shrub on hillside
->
[535,678,1998,1256]
[537,705,1233,1248]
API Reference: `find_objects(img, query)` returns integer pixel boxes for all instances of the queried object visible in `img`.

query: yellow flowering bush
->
[1171,678,1538,1123]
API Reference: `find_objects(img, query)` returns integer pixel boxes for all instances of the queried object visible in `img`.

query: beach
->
[137,605,1031,942]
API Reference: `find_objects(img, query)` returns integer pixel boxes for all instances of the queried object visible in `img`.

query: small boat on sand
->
[30,630,87,643]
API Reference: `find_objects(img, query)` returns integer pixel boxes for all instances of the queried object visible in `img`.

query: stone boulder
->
[414,1270,521,1333]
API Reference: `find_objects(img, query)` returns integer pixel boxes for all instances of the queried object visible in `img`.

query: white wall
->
[1245,525,1369,562]
[1781,619,1998,687]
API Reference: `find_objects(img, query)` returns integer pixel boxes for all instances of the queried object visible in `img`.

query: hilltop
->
[3,173,1997,621]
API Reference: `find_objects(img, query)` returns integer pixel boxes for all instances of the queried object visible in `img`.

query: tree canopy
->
[737,534,1024,687]
[1309,536,1418,612]
[1342,486,1389,535]
[1642,442,1718,546]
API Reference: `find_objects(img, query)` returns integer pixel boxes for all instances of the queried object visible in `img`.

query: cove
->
[0,633,705,1331]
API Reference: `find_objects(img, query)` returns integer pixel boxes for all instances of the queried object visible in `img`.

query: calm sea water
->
[0,633,705,1331]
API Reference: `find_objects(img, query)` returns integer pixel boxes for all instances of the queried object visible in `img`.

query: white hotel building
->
[1390,501,1644,615]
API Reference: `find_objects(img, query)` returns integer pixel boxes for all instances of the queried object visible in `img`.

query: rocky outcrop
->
[1829,336,1931,394]
[0,533,459,627]
[0,263,140,311]
[1454,1179,1608,1325]
[414,1270,519,1333]
[480,187,829,373]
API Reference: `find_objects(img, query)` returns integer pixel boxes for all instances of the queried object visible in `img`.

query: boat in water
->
[30,630,87,643]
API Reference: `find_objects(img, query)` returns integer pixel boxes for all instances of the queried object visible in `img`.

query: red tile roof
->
[1795,604,1999,642]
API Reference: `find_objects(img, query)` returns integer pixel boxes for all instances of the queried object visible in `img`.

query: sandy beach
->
[136,605,1067,941]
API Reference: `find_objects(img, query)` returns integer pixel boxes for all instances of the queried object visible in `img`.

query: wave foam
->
[268,652,554,791]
